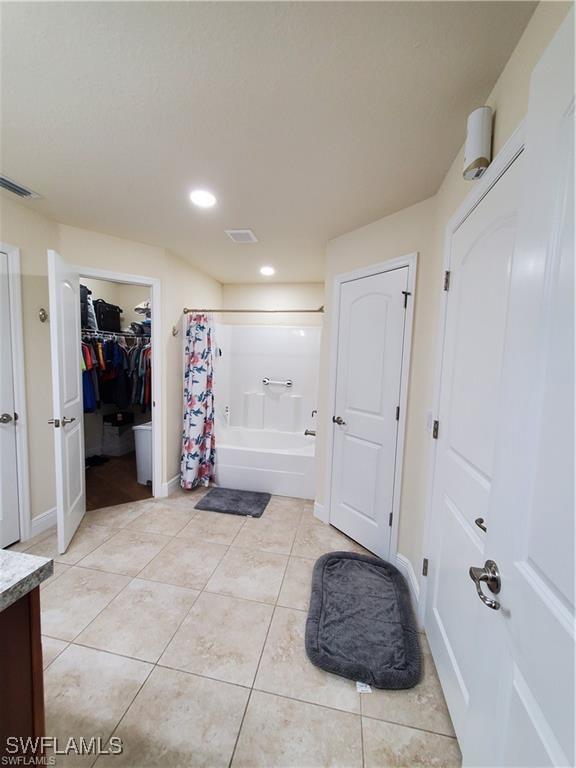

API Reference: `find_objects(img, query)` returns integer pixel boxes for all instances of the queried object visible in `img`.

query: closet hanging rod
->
[81,328,150,338]
[182,306,324,315]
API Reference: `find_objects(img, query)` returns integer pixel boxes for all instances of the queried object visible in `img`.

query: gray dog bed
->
[194,487,271,517]
[305,551,421,689]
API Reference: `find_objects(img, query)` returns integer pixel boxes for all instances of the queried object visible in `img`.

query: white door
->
[425,151,525,746]
[330,266,409,558]
[47,249,86,553]
[0,251,20,548]
[466,13,574,767]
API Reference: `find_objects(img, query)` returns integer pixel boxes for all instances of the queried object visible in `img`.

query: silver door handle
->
[61,417,76,426]
[469,559,501,610]
[0,413,13,424]
[332,416,346,425]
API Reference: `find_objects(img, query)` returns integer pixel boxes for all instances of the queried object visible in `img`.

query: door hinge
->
[389,512,393,527]
[422,558,429,576]
[443,271,451,291]
[432,420,439,439]
[395,405,400,421]
[401,290,411,308]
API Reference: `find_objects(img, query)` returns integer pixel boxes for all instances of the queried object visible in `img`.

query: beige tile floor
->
[16,490,461,768]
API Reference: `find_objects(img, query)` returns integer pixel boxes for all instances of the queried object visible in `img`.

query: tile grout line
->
[360,687,366,768]
[227,505,300,768]
[227,687,255,768]
[228,600,280,767]
[64,636,457,743]
[74,494,234,648]
[43,494,459,763]
[91,661,157,766]
[359,713,458,741]
[44,500,188,643]
[49,497,207,764]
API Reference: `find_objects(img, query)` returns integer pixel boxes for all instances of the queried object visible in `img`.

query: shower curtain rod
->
[182,306,324,314]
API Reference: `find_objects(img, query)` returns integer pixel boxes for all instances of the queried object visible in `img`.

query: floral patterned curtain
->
[181,313,216,489]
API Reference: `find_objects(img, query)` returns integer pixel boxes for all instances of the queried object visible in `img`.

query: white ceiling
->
[1,2,535,284]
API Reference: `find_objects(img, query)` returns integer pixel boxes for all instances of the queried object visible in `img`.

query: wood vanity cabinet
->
[0,586,45,757]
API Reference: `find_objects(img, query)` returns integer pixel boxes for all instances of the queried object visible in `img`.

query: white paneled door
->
[425,150,524,746]
[0,251,20,548]
[330,266,410,558]
[47,249,86,553]
[427,11,574,766]
[466,13,574,767]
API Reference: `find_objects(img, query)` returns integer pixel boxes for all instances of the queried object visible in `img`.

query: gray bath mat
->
[195,487,271,518]
[305,551,421,689]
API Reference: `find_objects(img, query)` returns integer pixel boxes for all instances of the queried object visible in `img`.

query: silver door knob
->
[332,416,346,425]
[61,417,76,426]
[469,559,501,610]
[0,413,13,424]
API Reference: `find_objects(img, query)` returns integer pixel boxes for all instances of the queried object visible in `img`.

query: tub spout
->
[304,429,316,437]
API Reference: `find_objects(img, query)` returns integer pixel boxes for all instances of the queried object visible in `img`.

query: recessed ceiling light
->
[260,266,275,276]
[190,189,216,208]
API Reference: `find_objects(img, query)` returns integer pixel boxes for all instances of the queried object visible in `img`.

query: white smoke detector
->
[225,229,258,243]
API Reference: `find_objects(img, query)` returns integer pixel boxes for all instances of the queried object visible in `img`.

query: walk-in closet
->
[80,277,153,510]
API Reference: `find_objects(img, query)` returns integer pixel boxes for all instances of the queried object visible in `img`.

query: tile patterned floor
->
[16,490,461,767]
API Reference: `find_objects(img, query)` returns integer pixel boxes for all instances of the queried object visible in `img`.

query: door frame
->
[1,242,31,541]
[420,119,526,626]
[77,265,163,498]
[321,252,418,562]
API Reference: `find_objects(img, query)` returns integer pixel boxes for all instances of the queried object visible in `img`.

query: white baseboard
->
[314,501,328,524]
[395,552,422,627]
[157,474,180,498]
[29,507,57,539]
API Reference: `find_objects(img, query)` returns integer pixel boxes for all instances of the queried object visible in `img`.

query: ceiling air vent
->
[225,229,258,244]
[0,174,42,199]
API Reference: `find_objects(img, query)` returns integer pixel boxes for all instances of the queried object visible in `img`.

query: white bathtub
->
[215,427,316,500]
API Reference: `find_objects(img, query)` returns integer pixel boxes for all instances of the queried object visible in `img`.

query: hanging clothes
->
[127,342,152,411]
[81,342,97,412]
[80,333,151,413]
[181,313,216,489]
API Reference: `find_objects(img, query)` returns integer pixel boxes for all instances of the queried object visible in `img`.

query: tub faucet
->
[304,428,316,437]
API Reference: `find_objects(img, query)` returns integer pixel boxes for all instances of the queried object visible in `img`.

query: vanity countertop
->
[0,549,53,612]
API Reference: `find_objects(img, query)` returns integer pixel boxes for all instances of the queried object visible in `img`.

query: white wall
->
[59,226,223,488]
[316,1,571,577]
[318,197,437,576]
[0,198,222,522]
[215,324,321,433]
[220,283,324,326]
[0,198,60,523]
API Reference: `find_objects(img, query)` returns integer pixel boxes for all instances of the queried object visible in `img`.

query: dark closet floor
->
[85,452,153,511]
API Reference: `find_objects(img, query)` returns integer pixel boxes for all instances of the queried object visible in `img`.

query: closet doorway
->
[47,252,163,553]
[80,275,153,511]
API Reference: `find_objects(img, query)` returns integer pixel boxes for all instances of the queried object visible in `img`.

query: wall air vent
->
[0,174,42,199]
[225,229,258,244]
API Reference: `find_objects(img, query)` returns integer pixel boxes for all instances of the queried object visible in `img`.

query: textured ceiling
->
[1,2,535,283]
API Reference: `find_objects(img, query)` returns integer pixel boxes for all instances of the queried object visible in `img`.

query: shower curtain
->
[181,313,216,489]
